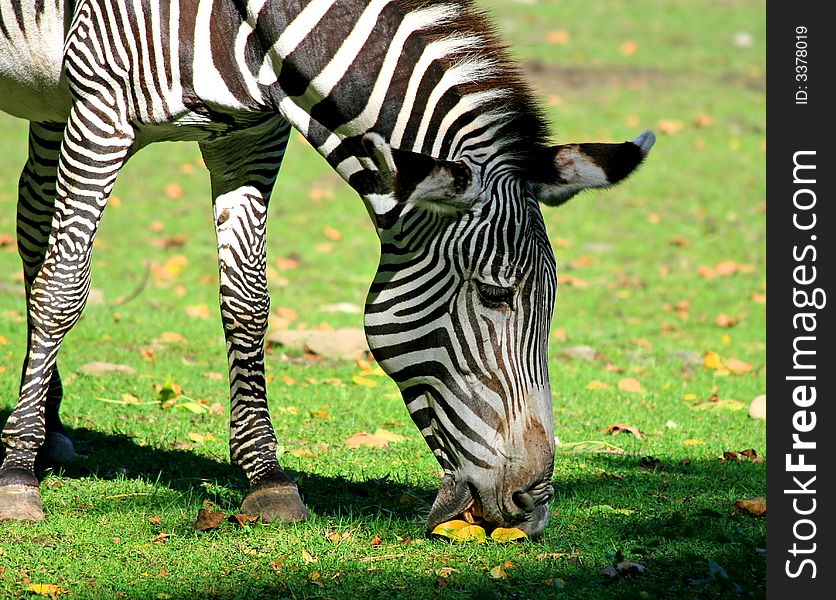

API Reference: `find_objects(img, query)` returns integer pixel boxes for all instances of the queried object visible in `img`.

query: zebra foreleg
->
[0,105,134,521]
[201,125,309,523]
[15,122,78,466]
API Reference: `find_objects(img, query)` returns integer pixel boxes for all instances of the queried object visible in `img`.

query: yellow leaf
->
[352,375,377,387]
[179,401,208,414]
[617,378,642,393]
[301,549,318,563]
[546,29,570,45]
[490,565,507,579]
[586,380,609,390]
[490,527,528,542]
[281,374,296,385]
[121,393,141,404]
[703,351,723,369]
[188,432,205,444]
[25,584,68,598]
[322,226,342,241]
[431,520,486,543]
[683,439,706,446]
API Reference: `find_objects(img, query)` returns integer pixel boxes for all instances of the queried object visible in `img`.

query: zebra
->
[0,0,654,535]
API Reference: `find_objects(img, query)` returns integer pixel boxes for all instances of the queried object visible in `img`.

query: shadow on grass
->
[0,409,765,599]
[0,408,435,523]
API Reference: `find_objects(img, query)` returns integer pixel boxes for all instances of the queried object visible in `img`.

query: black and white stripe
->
[0,0,653,532]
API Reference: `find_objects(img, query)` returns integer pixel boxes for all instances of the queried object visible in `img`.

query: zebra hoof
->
[39,432,79,465]
[0,484,45,522]
[241,484,310,523]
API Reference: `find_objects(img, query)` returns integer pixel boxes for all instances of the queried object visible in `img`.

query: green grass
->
[0,1,765,598]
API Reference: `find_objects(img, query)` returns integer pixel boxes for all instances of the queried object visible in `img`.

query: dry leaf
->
[603,423,643,440]
[78,362,137,377]
[352,375,377,387]
[656,119,682,134]
[275,256,299,271]
[301,549,318,563]
[194,507,225,531]
[703,352,723,370]
[370,533,382,547]
[733,497,766,517]
[490,565,507,579]
[617,378,642,393]
[619,40,638,55]
[157,331,185,343]
[546,29,570,45]
[490,527,528,543]
[714,313,739,328]
[345,432,389,449]
[24,584,68,599]
[724,357,753,374]
[586,380,609,390]
[372,429,406,443]
[683,439,706,446]
[228,513,258,527]
[431,520,487,543]
[322,226,342,241]
[163,183,183,199]
[185,304,211,319]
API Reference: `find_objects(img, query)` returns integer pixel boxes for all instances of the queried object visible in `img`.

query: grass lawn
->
[0,1,765,598]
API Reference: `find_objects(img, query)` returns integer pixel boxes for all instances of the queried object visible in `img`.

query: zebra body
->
[0,0,654,533]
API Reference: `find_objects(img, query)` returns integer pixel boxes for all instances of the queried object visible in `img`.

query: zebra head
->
[360,130,655,536]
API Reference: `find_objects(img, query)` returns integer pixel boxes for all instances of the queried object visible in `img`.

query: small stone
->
[748,394,766,420]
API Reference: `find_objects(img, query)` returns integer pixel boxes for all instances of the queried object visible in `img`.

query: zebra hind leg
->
[0,106,134,521]
[200,123,308,523]
[14,122,79,467]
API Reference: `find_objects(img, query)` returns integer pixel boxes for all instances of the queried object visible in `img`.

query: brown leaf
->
[150,532,172,544]
[546,29,570,45]
[185,304,211,319]
[194,507,225,531]
[603,423,643,440]
[345,432,389,449]
[370,533,382,546]
[714,313,739,328]
[275,256,299,271]
[322,226,342,241]
[617,378,643,393]
[163,183,183,199]
[619,40,638,55]
[78,362,137,377]
[733,497,766,517]
[228,513,259,527]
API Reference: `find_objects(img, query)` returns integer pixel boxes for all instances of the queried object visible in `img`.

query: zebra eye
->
[475,280,514,308]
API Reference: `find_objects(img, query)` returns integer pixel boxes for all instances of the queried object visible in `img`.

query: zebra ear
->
[362,133,480,214]
[532,130,655,207]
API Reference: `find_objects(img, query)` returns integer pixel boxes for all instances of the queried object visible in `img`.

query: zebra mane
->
[396,0,553,171]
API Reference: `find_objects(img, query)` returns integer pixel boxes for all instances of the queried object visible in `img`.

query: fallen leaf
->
[617,378,643,393]
[194,507,225,531]
[202,371,224,381]
[724,357,753,374]
[345,432,389,449]
[78,362,137,377]
[150,532,172,544]
[275,256,299,271]
[352,375,377,387]
[372,429,406,443]
[656,119,682,134]
[370,534,382,547]
[693,114,713,127]
[703,351,724,369]
[24,584,68,598]
[546,29,570,45]
[619,40,638,55]
[150,255,188,282]
[683,439,706,446]
[490,565,507,579]
[155,376,181,408]
[733,497,766,517]
[301,549,318,564]
[163,183,183,199]
[185,304,211,319]
[748,394,766,420]
[490,527,528,542]
[322,226,342,241]
[586,380,609,390]
[603,423,643,440]
[157,331,186,344]
[228,513,258,527]
[431,520,487,543]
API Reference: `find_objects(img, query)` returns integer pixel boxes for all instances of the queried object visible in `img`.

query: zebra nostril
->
[512,490,536,511]
[512,483,554,513]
